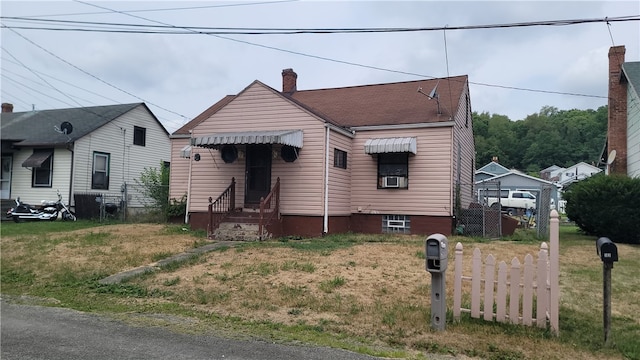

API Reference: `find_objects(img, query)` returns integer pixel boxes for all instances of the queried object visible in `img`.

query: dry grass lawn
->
[2,223,638,360]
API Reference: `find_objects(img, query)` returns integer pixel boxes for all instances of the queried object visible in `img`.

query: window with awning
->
[22,150,53,168]
[364,137,417,155]
[23,149,54,188]
[180,145,191,159]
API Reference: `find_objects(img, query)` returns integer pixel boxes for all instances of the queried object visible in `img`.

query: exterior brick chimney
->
[607,45,627,174]
[282,68,297,94]
[1,103,14,113]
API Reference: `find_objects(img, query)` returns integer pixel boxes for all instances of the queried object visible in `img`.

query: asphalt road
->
[1,298,387,360]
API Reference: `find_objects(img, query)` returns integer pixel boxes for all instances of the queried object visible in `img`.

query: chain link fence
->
[455,181,502,239]
[454,181,555,240]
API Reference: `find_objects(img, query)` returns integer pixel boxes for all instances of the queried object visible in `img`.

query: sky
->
[1,1,639,134]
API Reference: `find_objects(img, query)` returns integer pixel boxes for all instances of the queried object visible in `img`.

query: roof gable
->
[476,170,554,186]
[565,162,600,173]
[1,103,148,146]
[172,95,236,136]
[477,161,510,175]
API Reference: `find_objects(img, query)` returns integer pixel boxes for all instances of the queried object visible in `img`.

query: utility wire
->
[72,1,614,100]
[2,15,639,34]
[2,58,122,104]
[3,26,189,129]
[8,1,298,18]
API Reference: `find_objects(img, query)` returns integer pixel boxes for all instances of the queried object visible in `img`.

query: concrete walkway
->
[99,241,239,285]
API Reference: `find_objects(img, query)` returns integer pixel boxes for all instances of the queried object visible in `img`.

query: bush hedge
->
[563,174,640,244]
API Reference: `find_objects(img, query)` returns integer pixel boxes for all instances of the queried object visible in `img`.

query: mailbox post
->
[425,234,448,331]
[596,237,618,346]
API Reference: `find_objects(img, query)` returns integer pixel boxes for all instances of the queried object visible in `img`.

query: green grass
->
[1,219,103,237]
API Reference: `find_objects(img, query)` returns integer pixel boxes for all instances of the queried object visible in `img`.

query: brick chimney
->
[1,103,14,113]
[607,45,627,175]
[282,68,297,94]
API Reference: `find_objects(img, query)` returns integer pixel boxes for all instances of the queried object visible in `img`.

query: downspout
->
[185,131,193,224]
[323,125,330,235]
[67,143,74,208]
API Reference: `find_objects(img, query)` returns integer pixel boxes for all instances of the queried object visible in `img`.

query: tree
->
[135,162,170,219]
[563,174,640,244]
[473,106,607,173]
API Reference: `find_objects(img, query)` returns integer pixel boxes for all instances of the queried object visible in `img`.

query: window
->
[32,149,53,188]
[382,215,410,234]
[377,153,408,189]
[334,149,347,169]
[92,152,110,189]
[133,126,146,146]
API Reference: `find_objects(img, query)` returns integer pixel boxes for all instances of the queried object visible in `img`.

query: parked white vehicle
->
[484,190,537,215]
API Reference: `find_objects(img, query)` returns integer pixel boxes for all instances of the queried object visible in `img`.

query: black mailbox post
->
[596,237,618,346]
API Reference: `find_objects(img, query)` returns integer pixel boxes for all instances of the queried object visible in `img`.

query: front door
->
[1,156,12,199]
[245,145,272,206]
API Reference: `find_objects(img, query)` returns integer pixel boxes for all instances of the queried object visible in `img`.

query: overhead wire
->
[3,26,189,130]
[2,14,639,34]
[1,4,632,124]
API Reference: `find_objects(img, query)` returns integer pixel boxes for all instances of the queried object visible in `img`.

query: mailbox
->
[596,237,618,263]
[425,233,448,273]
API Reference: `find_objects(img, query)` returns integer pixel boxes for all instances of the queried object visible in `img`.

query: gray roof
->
[622,62,640,93]
[1,103,144,147]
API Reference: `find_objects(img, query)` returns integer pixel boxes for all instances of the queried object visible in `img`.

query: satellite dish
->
[60,121,73,135]
[428,83,439,99]
[607,150,616,165]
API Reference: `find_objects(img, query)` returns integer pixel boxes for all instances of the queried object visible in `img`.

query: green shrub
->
[563,174,640,244]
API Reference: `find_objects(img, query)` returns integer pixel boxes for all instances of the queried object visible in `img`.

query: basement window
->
[382,215,410,234]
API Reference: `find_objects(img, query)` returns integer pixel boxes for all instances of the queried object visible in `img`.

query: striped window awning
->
[192,130,303,148]
[180,145,191,159]
[364,137,417,155]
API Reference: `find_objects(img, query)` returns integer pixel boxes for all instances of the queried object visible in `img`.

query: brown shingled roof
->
[172,95,236,135]
[289,75,467,127]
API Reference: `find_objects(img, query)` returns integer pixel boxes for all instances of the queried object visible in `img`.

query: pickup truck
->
[485,190,537,215]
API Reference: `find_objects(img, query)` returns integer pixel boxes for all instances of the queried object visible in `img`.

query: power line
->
[7,1,297,18]
[1,3,625,125]
[3,26,189,129]
[2,15,639,34]
[2,58,122,104]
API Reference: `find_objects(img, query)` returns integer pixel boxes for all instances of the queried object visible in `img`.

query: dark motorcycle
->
[7,190,77,222]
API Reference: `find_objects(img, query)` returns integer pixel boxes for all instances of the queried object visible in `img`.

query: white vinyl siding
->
[72,105,170,208]
[9,147,73,205]
[627,82,640,177]
[92,152,110,190]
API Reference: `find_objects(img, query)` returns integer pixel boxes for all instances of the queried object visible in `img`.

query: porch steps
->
[212,210,271,241]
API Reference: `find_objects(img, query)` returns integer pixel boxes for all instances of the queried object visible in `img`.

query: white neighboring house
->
[1,103,170,215]
[556,162,602,188]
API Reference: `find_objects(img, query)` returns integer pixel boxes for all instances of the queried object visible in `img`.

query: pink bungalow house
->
[169,69,475,240]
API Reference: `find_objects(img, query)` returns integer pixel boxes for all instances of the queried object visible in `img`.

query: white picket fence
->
[453,210,560,335]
